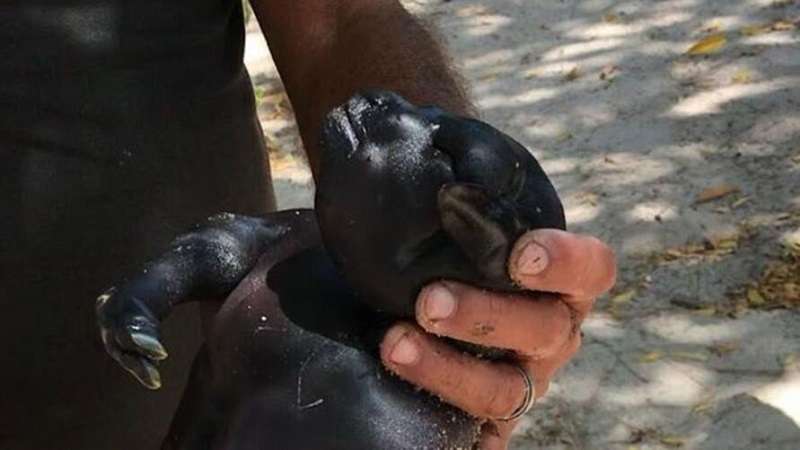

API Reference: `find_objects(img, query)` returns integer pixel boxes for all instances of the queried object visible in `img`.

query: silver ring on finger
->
[500,364,535,421]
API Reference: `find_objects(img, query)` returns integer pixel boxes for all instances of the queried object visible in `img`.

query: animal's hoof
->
[96,288,167,389]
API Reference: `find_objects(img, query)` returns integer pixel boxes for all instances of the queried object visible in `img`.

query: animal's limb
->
[96,209,318,388]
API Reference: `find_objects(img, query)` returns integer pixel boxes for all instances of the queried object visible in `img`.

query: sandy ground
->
[243,1,800,448]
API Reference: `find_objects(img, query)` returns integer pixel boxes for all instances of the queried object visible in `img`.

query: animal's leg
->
[96,210,318,388]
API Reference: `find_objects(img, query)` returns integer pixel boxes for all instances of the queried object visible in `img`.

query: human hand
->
[380,229,616,449]
[317,91,614,447]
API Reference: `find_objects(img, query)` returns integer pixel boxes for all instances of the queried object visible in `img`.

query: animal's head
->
[316,91,565,317]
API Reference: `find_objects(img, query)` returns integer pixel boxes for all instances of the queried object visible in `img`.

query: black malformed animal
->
[96,91,565,450]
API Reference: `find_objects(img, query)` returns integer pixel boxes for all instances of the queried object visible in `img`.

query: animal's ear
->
[438,183,513,283]
[420,106,565,232]
[420,108,525,199]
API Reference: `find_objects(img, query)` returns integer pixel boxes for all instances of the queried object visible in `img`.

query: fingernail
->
[516,241,549,276]
[422,284,457,321]
[385,327,420,365]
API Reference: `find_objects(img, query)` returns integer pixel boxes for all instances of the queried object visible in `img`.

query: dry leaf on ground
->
[747,288,766,306]
[741,24,772,36]
[709,341,740,356]
[687,33,727,55]
[694,184,740,204]
[732,69,754,84]
[661,242,734,262]
[659,435,687,447]
[692,394,716,414]
[692,306,718,316]
[784,231,800,254]
[523,68,541,79]
[704,228,742,250]
[638,351,664,363]
[670,351,710,362]
[555,130,574,142]
[714,238,739,250]
[732,252,800,310]
[772,20,796,31]
[564,66,581,81]
[731,196,751,208]
[740,20,797,36]
[611,289,637,305]
[600,64,620,81]
[576,191,600,206]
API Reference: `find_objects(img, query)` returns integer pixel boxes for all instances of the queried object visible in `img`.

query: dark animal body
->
[97,92,565,449]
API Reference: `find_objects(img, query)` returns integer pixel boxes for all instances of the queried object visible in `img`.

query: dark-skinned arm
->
[250,0,474,174]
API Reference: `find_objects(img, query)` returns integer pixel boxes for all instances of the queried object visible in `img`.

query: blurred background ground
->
[243,1,800,449]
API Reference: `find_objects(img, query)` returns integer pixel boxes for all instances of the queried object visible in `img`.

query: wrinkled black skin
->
[318,91,565,317]
[97,92,565,449]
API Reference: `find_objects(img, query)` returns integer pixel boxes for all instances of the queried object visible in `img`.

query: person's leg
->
[1,114,274,449]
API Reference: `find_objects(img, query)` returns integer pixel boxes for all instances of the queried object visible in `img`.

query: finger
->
[118,353,162,390]
[380,323,529,421]
[478,420,515,450]
[416,281,572,359]
[423,109,525,198]
[526,331,582,398]
[508,229,616,315]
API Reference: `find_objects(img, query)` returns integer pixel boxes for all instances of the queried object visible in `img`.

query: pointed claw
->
[130,332,168,361]
[120,354,162,390]
[140,362,162,390]
[95,287,115,310]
